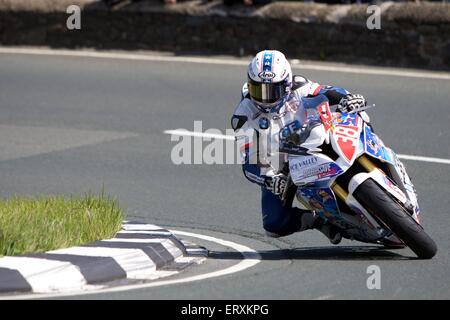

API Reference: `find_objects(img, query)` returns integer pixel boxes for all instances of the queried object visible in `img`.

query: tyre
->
[353,179,437,259]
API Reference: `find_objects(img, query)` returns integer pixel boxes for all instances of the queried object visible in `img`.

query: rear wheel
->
[353,179,437,259]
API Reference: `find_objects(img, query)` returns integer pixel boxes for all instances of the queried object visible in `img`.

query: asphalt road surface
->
[0,49,449,299]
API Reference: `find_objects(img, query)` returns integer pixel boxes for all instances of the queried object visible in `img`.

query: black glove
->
[338,94,367,113]
[265,173,287,195]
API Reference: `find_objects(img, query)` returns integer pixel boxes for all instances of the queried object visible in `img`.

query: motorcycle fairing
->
[297,187,360,233]
[330,113,363,166]
[297,186,389,241]
[289,153,344,185]
[388,152,421,223]
[298,187,340,219]
[363,124,394,165]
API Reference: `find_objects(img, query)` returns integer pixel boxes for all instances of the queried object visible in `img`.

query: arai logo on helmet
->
[258,71,276,80]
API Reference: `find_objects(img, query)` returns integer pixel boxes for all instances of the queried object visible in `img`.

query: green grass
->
[0,192,124,257]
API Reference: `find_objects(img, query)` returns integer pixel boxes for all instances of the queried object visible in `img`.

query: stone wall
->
[0,0,449,70]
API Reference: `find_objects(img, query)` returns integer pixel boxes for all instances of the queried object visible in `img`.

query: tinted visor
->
[248,78,287,106]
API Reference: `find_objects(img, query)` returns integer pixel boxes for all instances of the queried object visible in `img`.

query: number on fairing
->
[333,124,360,162]
[335,126,359,142]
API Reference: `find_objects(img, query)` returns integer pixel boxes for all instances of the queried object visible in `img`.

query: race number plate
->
[332,114,361,162]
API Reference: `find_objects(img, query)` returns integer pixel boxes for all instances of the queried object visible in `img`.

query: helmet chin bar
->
[252,95,287,112]
[258,83,293,112]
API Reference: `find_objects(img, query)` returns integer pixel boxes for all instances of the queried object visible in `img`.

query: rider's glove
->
[266,173,287,196]
[338,94,367,114]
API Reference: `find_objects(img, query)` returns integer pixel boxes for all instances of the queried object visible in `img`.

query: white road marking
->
[164,130,450,165]
[164,129,235,141]
[396,154,450,165]
[121,223,170,231]
[1,230,261,299]
[0,47,449,80]
[117,230,173,236]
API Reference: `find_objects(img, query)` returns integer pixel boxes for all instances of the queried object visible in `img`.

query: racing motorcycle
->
[279,94,437,259]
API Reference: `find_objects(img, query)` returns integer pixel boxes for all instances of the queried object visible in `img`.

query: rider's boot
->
[298,210,342,245]
[315,223,343,245]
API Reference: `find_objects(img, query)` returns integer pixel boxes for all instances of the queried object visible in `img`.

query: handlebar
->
[330,103,376,114]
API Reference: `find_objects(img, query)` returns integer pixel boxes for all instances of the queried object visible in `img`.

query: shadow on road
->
[207,246,415,261]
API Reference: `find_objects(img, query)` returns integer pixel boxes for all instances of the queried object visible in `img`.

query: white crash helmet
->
[247,50,293,110]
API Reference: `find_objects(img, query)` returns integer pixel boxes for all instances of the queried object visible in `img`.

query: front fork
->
[331,155,376,203]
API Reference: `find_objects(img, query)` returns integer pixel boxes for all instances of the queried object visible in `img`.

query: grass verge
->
[0,192,124,257]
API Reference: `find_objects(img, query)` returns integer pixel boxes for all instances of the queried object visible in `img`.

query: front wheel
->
[353,179,437,259]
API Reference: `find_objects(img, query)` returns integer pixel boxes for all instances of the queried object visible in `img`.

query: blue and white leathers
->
[231,76,350,236]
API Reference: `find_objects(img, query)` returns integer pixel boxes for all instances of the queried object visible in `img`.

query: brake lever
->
[348,103,376,114]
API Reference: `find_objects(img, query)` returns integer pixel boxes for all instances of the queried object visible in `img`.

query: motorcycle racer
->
[231,50,368,243]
